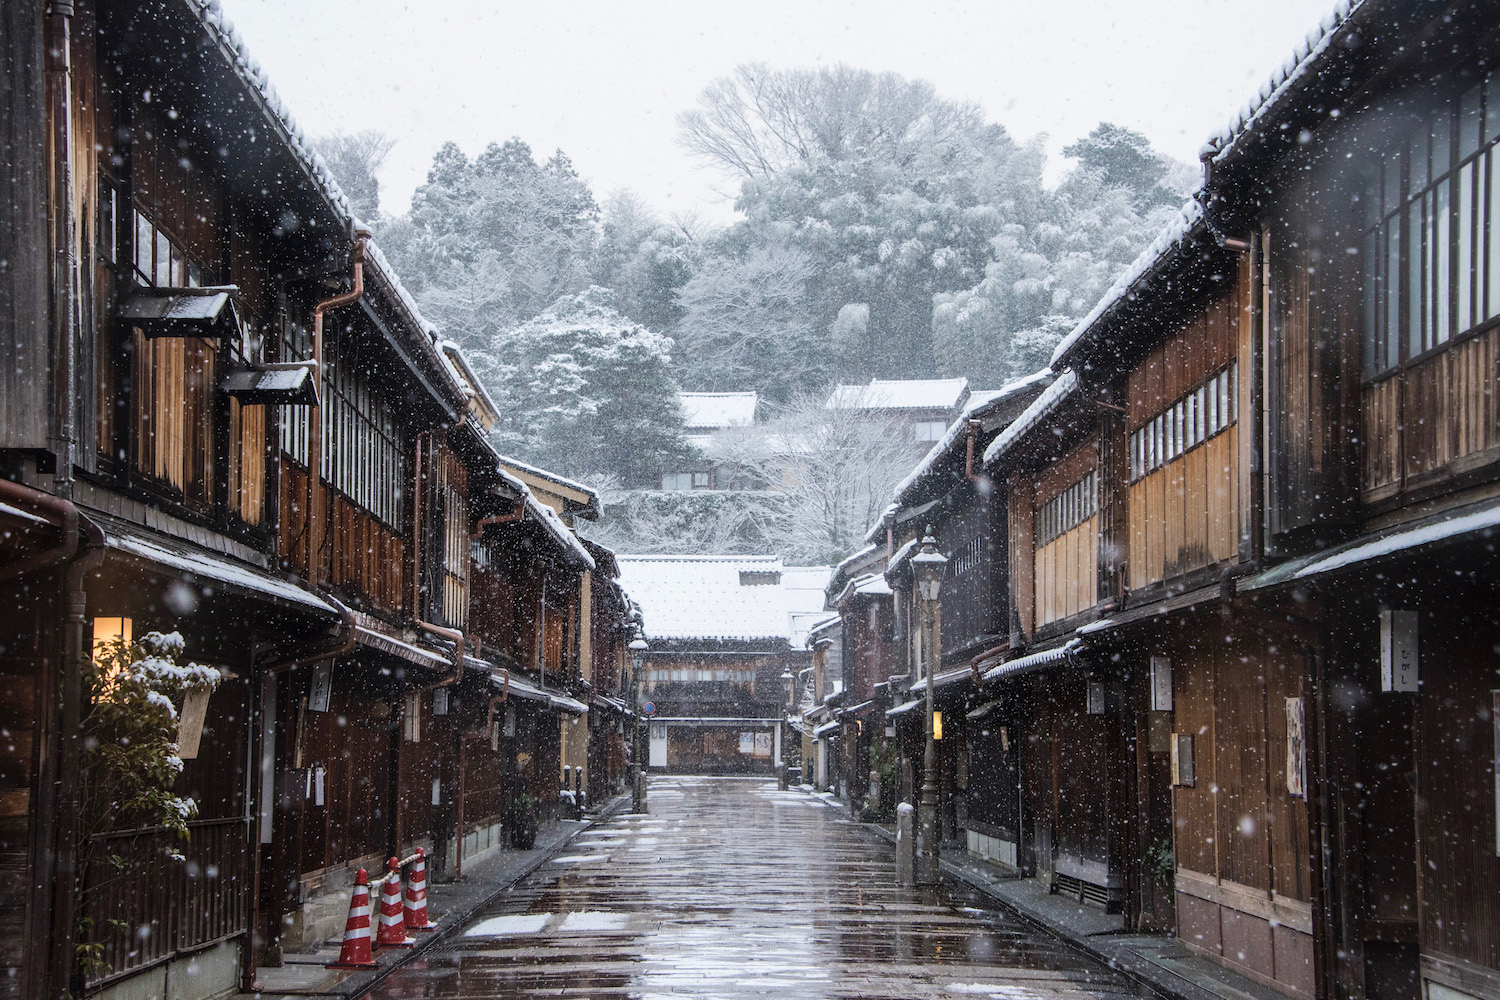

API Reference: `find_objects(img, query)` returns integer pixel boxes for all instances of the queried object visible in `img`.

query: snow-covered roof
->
[679,391,758,430]
[1199,0,1363,166]
[616,555,830,642]
[525,494,595,570]
[826,378,969,412]
[496,455,598,505]
[1243,496,1500,592]
[982,370,1080,466]
[889,369,1054,504]
[982,639,1085,684]
[834,543,879,578]
[1049,200,1205,369]
[186,0,469,412]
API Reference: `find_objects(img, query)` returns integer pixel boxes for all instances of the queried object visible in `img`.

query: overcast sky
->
[219,0,1337,224]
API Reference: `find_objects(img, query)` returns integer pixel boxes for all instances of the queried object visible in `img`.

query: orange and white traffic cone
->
[326,868,377,969]
[403,847,436,931]
[374,857,415,948]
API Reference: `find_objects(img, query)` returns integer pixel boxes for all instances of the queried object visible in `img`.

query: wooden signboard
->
[177,686,211,759]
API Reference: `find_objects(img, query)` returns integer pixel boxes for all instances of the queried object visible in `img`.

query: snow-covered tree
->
[467,287,693,484]
[315,130,397,222]
[77,632,220,978]
[382,139,600,352]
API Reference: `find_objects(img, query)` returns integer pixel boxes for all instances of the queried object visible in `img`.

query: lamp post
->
[778,669,794,788]
[629,628,649,814]
[911,526,948,886]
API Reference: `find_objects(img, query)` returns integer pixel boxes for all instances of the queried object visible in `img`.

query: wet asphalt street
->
[361,777,1142,1000]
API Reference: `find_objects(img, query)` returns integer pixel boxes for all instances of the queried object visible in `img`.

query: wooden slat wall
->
[1033,519,1097,628]
[1415,614,1500,971]
[0,0,50,450]
[1171,633,1310,901]
[1126,286,1241,591]
[329,493,406,615]
[1365,326,1500,497]
[1009,485,1035,640]
[228,398,265,525]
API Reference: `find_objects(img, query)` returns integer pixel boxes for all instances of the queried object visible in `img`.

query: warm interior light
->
[92,617,134,661]
[932,711,943,741]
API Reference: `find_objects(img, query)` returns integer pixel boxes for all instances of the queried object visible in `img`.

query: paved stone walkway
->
[359,776,1145,1000]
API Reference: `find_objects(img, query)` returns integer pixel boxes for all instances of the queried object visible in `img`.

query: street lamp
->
[629,627,649,813]
[780,668,794,708]
[778,668,796,789]
[911,525,948,886]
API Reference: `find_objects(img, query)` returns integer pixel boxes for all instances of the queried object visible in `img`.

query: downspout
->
[410,430,430,618]
[307,230,369,589]
[42,5,86,995]
[51,517,103,1000]
[963,419,982,483]
[0,480,79,583]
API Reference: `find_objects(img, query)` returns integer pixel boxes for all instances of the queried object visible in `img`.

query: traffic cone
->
[326,869,377,969]
[403,847,436,931]
[374,857,415,948]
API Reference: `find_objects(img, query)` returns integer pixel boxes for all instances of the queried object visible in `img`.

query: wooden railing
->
[80,817,248,988]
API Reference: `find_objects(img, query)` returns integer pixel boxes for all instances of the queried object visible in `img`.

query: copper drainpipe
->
[964,419,983,482]
[306,231,370,589]
[410,431,429,616]
[471,500,525,537]
[0,480,79,583]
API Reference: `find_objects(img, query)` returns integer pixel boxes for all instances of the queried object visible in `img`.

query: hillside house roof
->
[679,392,759,431]
[826,378,969,412]
[617,555,831,643]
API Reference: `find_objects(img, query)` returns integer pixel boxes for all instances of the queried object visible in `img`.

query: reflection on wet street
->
[362,777,1142,999]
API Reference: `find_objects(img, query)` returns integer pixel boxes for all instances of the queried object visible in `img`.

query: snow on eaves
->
[889,369,1054,506]
[1198,0,1363,165]
[863,503,902,546]
[525,494,595,570]
[834,543,879,579]
[498,454,598,503]
[188,0,466,408]
[982,370,1080,466]
[1049,199,1204,369]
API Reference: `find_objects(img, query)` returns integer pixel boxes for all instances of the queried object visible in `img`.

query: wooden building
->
[811,8,1500,1000]
[0,2,635,997]
[617,556,830,775]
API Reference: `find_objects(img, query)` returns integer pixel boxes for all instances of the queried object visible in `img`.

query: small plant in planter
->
[509,791,539,849]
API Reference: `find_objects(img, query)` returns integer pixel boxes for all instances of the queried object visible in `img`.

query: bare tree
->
[708,390,918,564]
[677,64,985,179]
[315,130,397,221]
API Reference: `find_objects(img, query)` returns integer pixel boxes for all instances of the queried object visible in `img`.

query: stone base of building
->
[965,828,1018,869]
[90,939,240,1000]
[1175,869,1314,998]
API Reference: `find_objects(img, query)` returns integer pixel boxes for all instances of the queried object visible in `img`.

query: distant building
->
[616,555,833,773]
[825,378,971,448]
[659,391,760,490]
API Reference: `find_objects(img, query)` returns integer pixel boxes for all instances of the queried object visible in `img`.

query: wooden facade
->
[819,10,1500,1000]
[0,3,636,997]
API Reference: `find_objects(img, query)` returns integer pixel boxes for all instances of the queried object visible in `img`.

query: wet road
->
[362,777,1142,1000]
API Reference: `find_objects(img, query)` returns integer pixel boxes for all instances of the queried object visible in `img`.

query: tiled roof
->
[679,392,758,430]
[889,369,1054,504]
[616,555,831,642]
[983,371,1079,466]
[1199,0,1363,165]
[826,378,969,411]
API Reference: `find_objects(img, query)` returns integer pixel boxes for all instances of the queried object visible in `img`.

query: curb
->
[849,809,1264,1000]
[275,794,632,999]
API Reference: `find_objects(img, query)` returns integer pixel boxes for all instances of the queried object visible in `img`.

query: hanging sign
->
[177,686,211,759]
[1285,697,1306,797]
[1380,609,1418,692]
[308,662,332,713]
